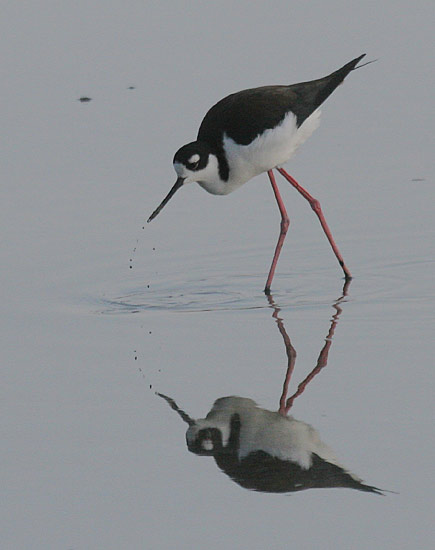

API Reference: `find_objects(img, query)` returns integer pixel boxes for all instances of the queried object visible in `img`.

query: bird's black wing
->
[214,451,383,494]
[197,85,300,147]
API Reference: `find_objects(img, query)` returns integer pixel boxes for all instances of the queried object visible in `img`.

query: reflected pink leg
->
[279,355,296,417]
[276,167,352,280]
[267,294,298,416]
[265,170,290,294]
[282,299,344,414]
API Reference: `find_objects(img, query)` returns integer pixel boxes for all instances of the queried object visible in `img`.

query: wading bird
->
[148,55,370,292]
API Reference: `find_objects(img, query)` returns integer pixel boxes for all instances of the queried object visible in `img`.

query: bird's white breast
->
[190,396,342,470]
[235,402,338,469]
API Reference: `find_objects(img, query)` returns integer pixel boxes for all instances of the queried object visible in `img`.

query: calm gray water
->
[2,2,434,549]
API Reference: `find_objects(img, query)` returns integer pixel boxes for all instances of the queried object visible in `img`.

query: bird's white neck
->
[196,153,250,196]
[194,154,232,195]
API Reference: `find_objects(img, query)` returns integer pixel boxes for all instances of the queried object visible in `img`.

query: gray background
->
[2,1,434,549]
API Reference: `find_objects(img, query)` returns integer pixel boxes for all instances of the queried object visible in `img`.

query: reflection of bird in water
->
[158,393,382,494]
[183,396,382,494]
[156,282,382,494]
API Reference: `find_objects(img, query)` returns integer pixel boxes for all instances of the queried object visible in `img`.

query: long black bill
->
[156,392,195,426]
[147,177,185,223]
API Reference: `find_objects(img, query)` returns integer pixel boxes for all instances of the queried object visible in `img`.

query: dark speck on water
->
[411,178,425,182]
[78,97,92,102]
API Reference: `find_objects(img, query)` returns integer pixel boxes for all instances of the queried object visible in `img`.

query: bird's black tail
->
[290,54,367,124]
[313,54,366,106]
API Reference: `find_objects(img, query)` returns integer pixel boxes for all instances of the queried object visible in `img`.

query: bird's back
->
[197,54,366,149]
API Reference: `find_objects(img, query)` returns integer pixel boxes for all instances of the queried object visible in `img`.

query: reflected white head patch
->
[201,439,213,451]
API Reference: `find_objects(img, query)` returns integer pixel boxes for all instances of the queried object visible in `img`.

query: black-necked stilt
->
[157,394,382,494]
[148,55,370,293]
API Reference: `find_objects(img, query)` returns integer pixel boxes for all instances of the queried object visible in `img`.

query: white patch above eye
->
[188,154,200,164]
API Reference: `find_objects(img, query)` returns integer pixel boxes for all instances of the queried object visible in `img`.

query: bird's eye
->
[187,154,200,170]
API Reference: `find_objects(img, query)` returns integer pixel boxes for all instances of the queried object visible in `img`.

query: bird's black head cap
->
[173,141,212,171]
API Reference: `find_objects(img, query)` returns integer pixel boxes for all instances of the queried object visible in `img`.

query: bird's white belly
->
[222,109,321,193]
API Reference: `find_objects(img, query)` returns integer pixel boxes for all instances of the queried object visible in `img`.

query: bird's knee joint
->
[310,199,321,213]
[281,217,290,231]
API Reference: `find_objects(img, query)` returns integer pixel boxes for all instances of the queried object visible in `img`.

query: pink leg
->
[276,167,352,280]
[265,170,290,294]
